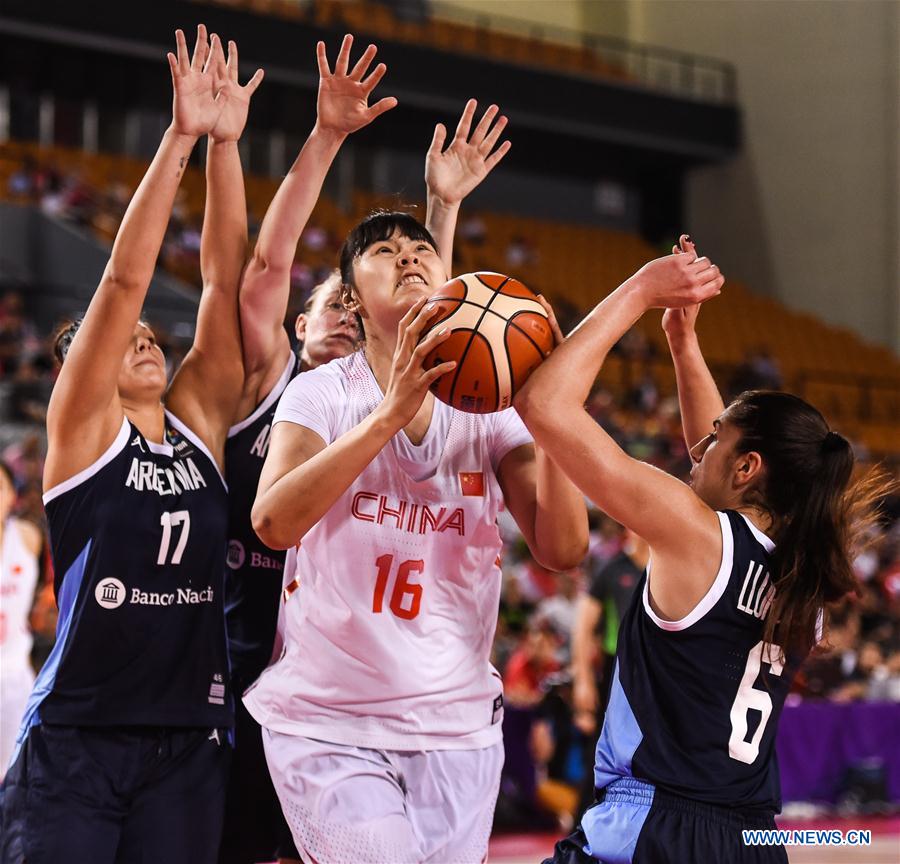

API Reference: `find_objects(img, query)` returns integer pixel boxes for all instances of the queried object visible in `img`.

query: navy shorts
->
[218,691,299,863]
[544,777,787,864]
[0,723,230,864]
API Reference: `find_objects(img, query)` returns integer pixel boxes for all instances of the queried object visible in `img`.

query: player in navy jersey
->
[517,236,883,863]
[220,34,515,864]
[0,27,263,864]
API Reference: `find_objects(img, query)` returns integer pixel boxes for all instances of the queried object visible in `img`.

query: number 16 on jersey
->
[373,555,424,620]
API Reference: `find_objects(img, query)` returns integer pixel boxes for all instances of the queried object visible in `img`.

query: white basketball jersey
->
[0,518,39,672]
[244,351,532,751]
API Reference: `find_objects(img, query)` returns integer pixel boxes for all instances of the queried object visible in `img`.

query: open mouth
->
[396,272,427,290]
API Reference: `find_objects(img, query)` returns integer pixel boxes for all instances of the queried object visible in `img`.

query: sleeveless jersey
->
[244,351,532,751]
[224,352,298,688]
[18,412,231,736]
[593,510,805,812]
[1,518,40,674]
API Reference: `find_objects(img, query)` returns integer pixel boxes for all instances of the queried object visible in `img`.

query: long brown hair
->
[727,391,889,656]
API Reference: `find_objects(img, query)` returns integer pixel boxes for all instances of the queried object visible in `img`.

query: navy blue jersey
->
[223,353,298,687]
[594,510,807,812]
[19,412,231,733]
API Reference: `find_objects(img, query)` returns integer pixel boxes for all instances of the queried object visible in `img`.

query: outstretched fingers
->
[191,23,209,72]
[350,43,378,82]
[361,61,388,96]
[226,39,239,81]
[484,139,512,172]
[334,33,353,77]
[174,29,191,76]
[244,67,265,95]
[205,33,226,80]
[367,96,399,121]
[428,122,448,157]
[454,99,478,143]
[480,113,508,154]
[316,40,332,78]
[470,104,499,146]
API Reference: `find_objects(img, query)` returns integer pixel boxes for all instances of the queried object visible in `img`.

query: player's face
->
[296,284,359,369]
[688,417,744,509]
[351,230,447,334]
[117,322,167,401]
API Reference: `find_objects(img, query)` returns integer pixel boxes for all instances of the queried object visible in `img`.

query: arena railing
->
[193,0,737,105]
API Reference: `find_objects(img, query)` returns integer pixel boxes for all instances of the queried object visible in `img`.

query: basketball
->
[421,272,554,413]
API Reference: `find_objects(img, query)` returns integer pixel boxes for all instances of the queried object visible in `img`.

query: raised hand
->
[208,37,265,143]
[626,236,724,312]
[425,99,511,206]
[315,34,398,138]
[662,234,702,342]
[168,25,220,139]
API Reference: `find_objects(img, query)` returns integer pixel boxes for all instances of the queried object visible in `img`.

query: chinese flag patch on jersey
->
[459,472,485,497]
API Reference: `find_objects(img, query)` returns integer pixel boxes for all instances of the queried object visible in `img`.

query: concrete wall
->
[432,0,899,353]
[628,0,899,353]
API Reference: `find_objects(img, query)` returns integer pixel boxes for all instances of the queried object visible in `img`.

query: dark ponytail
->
[727,391,887,656]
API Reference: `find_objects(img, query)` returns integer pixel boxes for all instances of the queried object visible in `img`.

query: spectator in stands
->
[506,234,537,269]
[505,616,564,708]
[537,567,584,665]
[728,347,783,395]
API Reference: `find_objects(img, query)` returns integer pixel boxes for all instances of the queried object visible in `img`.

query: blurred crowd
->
[3,155,900,830]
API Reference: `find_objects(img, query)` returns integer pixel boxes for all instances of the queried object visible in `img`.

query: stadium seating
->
[3,140,898,457]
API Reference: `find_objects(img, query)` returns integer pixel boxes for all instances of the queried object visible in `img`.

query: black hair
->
[52,316,154,366]
[337,210,438,340]
[52,318,83,365]
[725,391,887,655]
[0,460,14,488]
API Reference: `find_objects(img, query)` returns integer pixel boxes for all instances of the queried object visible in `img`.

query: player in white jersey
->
[223,36,513,864]
[0,463,42,777]
[248,207,589,863]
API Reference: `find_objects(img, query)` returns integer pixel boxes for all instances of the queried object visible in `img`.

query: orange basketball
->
[421,272,554,413]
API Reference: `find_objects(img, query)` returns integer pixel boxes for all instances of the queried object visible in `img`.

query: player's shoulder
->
[721,509,775,557]
[14,517,43,556]
[281,353,354,402]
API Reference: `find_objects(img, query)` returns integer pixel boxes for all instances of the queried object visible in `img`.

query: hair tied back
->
[822,430,846,453]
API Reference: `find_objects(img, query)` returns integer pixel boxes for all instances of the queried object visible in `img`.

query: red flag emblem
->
[459,472,485,496]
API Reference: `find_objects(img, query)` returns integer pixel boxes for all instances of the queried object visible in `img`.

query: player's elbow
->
[532,538,588,573]
[247,244,290,283]
[514,385,561,436]
[251,500,294,551]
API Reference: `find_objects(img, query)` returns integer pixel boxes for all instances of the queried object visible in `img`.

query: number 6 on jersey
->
[373,554,424,620]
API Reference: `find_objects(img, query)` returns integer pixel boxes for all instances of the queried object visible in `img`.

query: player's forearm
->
[425,193,460,276]
[251,125,345,274]
[517,281,646,429]
[252,412,395,549]
[201,138,248,296]
[667,331,725,451]
[531,446,589,571]
[105,125,198,290]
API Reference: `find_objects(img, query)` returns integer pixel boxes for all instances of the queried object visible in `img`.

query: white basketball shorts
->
[262,731,504,864]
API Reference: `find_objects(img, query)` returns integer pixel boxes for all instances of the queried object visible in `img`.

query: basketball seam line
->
[446,277,510,412]
[503,316,549,361]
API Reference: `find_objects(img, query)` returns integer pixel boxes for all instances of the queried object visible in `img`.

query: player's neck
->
[362,333,396,394]
[735,505,775,540]
[121,399,167,445]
